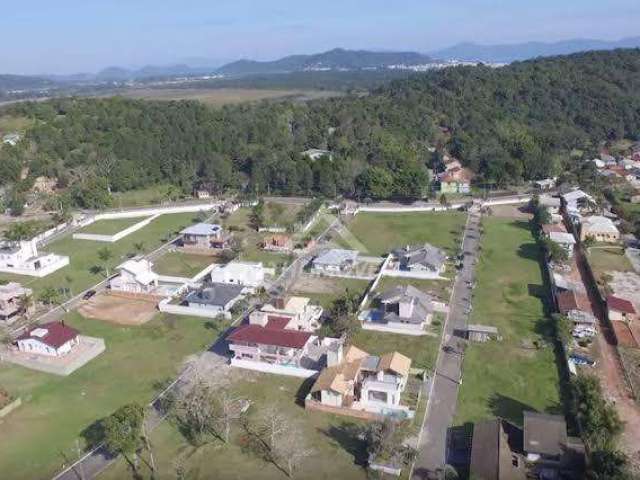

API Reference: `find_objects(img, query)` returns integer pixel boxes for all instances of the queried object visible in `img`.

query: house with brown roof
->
[469,419,525,480]
[523,411,584,472]
[262,234,293,252]
[15,321,79,357]
[607,295,637,323]
[0,282,33,324]
[307,343,413,417]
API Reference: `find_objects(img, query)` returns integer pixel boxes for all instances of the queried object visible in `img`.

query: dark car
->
[83,290,97,300]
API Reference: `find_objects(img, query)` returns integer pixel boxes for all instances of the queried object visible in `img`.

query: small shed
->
[467,324,499,342]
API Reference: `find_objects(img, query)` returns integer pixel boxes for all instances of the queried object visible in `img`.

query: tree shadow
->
[294,376,317,407]
[318,422,368,466]
[80,418,104,451]
[510,219,533,231]
[517,242,541,261]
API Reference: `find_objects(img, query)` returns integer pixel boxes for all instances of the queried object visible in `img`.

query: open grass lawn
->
[263,200,306,229]
[0,311,220,480]
[292,277,371,309]
[0,213,198,297]
[110,184,177,208]
[78,216,150,235]
[587,247,634,287]
[152,251,218,277]
[454,218,561,427]
[374,276,452,302]
[101,373,369,480]
[346,211,466,256]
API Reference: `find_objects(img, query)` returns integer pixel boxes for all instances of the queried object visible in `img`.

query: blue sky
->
[1,0,639,74]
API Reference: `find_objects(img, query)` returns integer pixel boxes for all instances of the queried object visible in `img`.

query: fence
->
[230,358,318,378]
[73,214,161,243]
[157,298,231,320]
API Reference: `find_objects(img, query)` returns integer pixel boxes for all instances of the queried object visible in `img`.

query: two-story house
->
[249,296,323,331]
[0,282,33,324]
[180,223,229,250]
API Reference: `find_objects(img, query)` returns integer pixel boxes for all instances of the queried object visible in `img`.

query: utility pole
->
[75,439,85,480]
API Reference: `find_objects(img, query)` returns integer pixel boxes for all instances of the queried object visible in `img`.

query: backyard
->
[344,211,466,256]
[0,212,198,297]
[0,311,221,480]
[454,218,562,426]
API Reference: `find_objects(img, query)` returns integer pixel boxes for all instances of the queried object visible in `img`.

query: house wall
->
[17,337,77,357]
[157,298,229,319]
[320,389,344,407]
[0,255,69,278]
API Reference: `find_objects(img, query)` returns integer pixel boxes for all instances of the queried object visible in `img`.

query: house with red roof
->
[15,321,79,357]
[607,295,637,323]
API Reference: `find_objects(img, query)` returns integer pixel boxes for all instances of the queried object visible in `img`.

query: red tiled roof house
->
[16,321,79,357]
[607,295,637,323]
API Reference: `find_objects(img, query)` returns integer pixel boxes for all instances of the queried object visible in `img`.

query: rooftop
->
[313,249,359,266]
[16,321,79,349]
[185,282,244,307]
[607,295,636,315]
[549,231,576,245]
[0,282,32,301]
[227,324,312,349]
[180,223,223,236]
[523,411,567,457]
[581,216,619,234]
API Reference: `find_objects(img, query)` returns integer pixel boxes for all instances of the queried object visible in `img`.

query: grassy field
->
[454,218,561,426]
[152,251,218,277]
[262,200,306,229]
[0,311,222,480]
[78,216,150,235]
[587,247,634,289]
[101,373,369,480]
[374,276,453,302]
[291,276,371,309]
[115,87,342,107]
[109,184,179,208]
[0,213,198,297]
[345,211,466,256]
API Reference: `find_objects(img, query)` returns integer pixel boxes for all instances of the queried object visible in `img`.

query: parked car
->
[569,354,596,367]
[83,290,97,300]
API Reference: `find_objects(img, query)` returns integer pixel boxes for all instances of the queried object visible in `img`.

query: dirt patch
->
[608,271,640,310]
[292,275,345,295]
[487,204,531,219]
[78,293,158,325]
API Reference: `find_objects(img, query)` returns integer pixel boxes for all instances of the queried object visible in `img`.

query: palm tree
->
[97,247,114,277]
[18,294,34,318]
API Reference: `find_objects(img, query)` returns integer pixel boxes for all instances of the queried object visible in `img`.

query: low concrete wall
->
[381,269,447,281]
[258,226,287,233]
[157,298,230,319]
[0,397,22,418]
[483,195,531,206]
[369,461,402,477]
[93,202,222,220]
[359,254,393,309]
[34,222,69,246]
[358,204,465,213]
[305,398,382,421]
[73,214,160,243]
[361,322,428,336]
[230,358,318,378]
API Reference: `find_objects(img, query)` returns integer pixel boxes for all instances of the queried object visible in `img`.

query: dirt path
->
[576,248,640,467]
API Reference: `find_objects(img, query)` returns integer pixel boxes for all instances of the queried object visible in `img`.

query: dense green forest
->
[1,49,639,208]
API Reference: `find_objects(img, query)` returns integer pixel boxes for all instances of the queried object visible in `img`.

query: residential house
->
[523,411,584,470]
[373,285,435,331]
[538,195,561,215]
[249,296,323,332]
[439,167,473,194]
[110,259,159,294]
[209,261,265,290]
[534,178,556,190]
[467,324,499,342]
[0,239,69,277]
[392,244,447,275]
[541,224,567,236]
[308,343,412,416]
[227,323,317,368]
[301,149,333,162]
[560,189,595,213]
[2,133,21,146]
[0,282,33,324]
[262,234,293,252]
[180,223,229,250]
[548,231,576,257]
[312,249,359,273]
[607,295,637,323]
[579,216,620,242]
[15,321,79,357]
[469,419,526,480]
[185,282,244,314]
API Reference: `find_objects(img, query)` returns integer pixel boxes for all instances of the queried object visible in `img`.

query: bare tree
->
[272,425,314,478]
[256,405,291,453]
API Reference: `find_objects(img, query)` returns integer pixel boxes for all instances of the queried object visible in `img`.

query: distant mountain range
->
[217,48,434,76]
[428,36,640,63]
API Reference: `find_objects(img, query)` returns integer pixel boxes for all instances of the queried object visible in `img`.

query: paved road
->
[412,207,482,480]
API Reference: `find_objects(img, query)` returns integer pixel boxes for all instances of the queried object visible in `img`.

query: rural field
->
[0,311,223,480]
[0,212,198,297]
[455,218,561,426]
[343,211,466,256]
[114,87,342,107]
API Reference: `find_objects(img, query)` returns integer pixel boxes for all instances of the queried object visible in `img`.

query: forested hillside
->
[1,49,639,208]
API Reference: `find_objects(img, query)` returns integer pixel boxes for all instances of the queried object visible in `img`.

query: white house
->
[249,296,323,332]
[579,216,620,242]
[534,178,557,190]
[2,133,21,146]
[312,249,359,273]
[110,259,159,294]
[392,244,447,275]
[209,261,265,290]
[539,195,561,215]
[0,239,69,277]
[15,321,79,357]
[301,149,333,162]
[0,282,33,324]
[561,189,595,213]
[548,231,576,257]
[180,223,229,250]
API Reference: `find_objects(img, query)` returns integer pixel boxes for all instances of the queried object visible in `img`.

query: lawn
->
[345,211,466,256]
[0,212,199,297]
[110,184,177,208]
[0,311,222,480]
[291,276,371,309]
[152,251,219,277]
[262,200,306,229]
[100,373,369,480]
[587,247,634,289]
[454,218,561,426]
[78,216,150,235]
[374,276,452,302]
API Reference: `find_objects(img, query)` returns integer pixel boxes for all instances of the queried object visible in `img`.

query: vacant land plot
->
[152,251,217,277]
[110,184,177,207]
[101,372,369,480]
[78,216,150,235]
[0,311,220,480]
[77,292,159,325]
[346,211,466,256]
[375,276,452,302]
[116,87,342,106]
[0,212,198,297]
[263,200,306,229]
[292,276,370,308]
[587,247,634,290]
[454,218,561,426]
